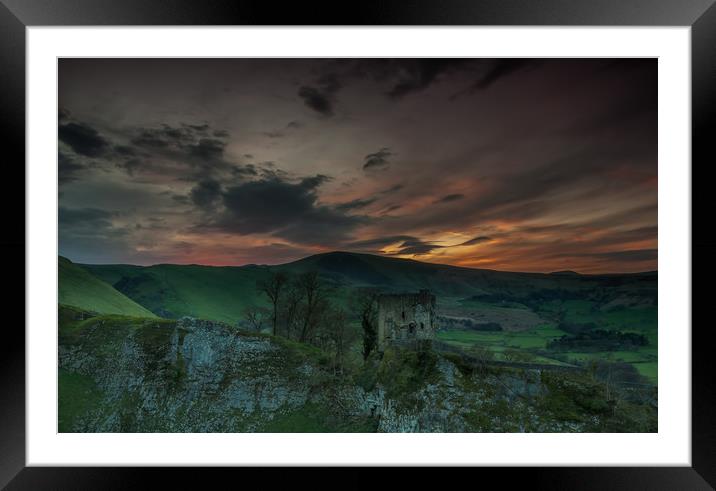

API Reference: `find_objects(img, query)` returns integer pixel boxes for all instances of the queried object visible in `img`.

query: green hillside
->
[59,256,157,317]
[282,251,657,299]
[80,251,657,324]
[82,262,270,323]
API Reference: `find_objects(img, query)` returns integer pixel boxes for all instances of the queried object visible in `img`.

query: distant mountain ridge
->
[70,251,657,324]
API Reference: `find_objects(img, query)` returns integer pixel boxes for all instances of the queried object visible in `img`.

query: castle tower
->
[376,289,436,349]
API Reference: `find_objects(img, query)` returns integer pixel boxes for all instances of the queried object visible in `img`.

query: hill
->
[81,261,269,323]
[81,251,657,324]
[282,251,657,298]
[59,256,157,317]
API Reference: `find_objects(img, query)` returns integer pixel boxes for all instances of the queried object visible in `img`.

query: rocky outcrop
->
[59,316,318,432]
[59,312,642,433]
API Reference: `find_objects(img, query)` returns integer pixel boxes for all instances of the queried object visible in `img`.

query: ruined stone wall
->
[377,291,436,348]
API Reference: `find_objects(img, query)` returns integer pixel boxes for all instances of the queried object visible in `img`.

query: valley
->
[58,252,658,432]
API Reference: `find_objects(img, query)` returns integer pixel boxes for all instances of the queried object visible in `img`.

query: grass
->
[437,298,658,383]
[562,300,598,323]
[82,262,269,323]
[633,362,658,383]
[260,402,377,432]
[437,324,572,365]
[58,368,104,432]
[59,256,157,317]
[377,346,441,404]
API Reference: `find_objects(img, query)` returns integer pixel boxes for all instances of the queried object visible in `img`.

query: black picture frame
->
[1,0,713,488]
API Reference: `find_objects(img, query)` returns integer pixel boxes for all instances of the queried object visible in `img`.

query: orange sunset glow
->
[59,58,656,273]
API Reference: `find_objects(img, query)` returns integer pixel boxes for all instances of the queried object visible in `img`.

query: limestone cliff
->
[58,306,656,433]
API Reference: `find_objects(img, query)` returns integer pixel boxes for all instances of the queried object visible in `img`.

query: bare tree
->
[314,306,357,373]
[296,271,329,342]
[353,288,379,361]
[243,305,267,332]
[257,271,289,336]
[280,282,303,340]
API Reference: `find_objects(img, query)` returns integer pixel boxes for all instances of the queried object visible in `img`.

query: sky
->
[58,58,657,273]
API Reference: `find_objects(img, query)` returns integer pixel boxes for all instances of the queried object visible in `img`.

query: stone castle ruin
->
[377,289,436,349]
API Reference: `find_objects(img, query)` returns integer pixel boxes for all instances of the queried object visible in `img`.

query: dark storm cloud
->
[209,173,362,245]
[122,158,151,176]
[59,120,110,157]
[185,123,210,133]
[459,236,493,246]
[298,74,343,116]
[349,235,444,256]
[58,151,86,185]
[130,123,226,159]
[186,138,226,161]
[335,197,376,212]
[567,61,657,137]
[117,122,233,178]
[190,179,222,210]
[59,206,137,264]
[387,59,467,99]
[132,129,170,148]
[114,145,137,157]
[363,147,393,171]
[473,59,535,90]
[263,120,303,139]
[349,59,532,100]
[433,193,465,204]
[394,238,444,256]
[345,235,415,252]
[231,164,258,178]
[59,207,121,234]
[113,145,146,176]
[298,86,333,116]
[57,112,233,182]
[172,194,190,205]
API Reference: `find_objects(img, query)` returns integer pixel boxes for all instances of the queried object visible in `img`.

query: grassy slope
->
[83,262,270,323]
[59,257,157,317]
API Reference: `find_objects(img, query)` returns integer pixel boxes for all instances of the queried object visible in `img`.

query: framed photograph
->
[3,0,714,487]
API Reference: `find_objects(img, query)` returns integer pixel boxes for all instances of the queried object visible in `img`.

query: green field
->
[59,257,157,317]
[438,299,657,384]
[438,325,573,365]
